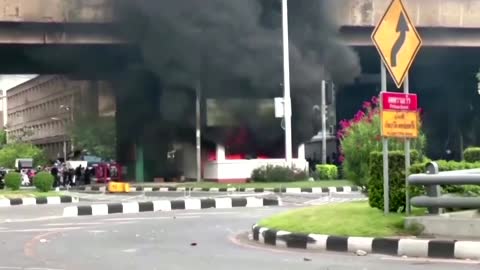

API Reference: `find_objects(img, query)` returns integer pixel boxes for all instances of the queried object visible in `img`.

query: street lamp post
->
[59,104,74,153]
[51,116,67,161]
[282,0,293,165]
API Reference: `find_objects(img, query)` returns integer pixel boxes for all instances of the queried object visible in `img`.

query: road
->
[0,194,478,270]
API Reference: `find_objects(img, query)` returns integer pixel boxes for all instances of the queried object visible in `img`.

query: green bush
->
[33,172,54,192]
[315,164,338,180]
[251,165,307,182]
[338,96,426,187]
[4,172,22,190]
[368,150,420,212]
[464,147,480,163]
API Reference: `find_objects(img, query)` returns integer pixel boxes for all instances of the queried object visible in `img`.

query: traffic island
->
[64,180,363,194]
[0,195,79,207]
[250,202,480,260]
[63,196,281,217]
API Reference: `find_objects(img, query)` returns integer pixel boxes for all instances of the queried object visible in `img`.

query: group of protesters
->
[49,162,94,188]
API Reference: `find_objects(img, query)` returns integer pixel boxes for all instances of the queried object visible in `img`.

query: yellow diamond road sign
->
[371,0,422,88]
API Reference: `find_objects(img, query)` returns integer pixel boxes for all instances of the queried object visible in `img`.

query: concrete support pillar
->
[135,143,144,183]
[216,144,225,161]
[298,144,305,160]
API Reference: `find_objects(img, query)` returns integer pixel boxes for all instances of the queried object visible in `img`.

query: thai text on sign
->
[382,92,417,111]
[381,110,418,138]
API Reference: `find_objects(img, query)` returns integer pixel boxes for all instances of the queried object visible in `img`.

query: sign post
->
[404,75,411,215]
[372,0,422,214]
[381,63,389,215]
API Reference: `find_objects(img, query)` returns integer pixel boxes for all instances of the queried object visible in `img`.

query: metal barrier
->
[407,161,480,214]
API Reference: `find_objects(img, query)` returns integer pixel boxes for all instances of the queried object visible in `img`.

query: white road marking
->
[43,222,104,227]
[0,216,65,224]
[88,230,107,234]
[380,256,480,264]
[122,248,137,253]
[102,216,199,222]
[26,268,65,270]
[0,226,85,233]
[176,211,237,216]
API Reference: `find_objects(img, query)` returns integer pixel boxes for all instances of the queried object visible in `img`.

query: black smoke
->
[113,0,361,152]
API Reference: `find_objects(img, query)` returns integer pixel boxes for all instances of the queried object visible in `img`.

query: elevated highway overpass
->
[0,0,477,47]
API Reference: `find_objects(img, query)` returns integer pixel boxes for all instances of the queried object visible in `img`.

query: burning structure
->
[111,0,361,182]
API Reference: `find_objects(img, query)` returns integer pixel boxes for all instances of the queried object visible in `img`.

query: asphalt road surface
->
[0,204,479,270]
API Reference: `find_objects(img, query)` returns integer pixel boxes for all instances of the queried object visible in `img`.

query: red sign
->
[381,92,418,111]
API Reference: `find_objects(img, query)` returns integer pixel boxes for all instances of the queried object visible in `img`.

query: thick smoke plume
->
[114,0,361,152]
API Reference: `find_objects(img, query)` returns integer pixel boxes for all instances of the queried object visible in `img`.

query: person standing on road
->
[51,165,59,187]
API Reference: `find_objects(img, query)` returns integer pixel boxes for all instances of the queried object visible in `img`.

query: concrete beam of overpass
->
[0,0,113,23]
[0,22,124,45]
[341,26,480,47]
[332,0,480,28]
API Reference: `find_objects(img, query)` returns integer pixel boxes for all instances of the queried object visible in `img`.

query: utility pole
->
[195,80,202,182]
[282,0,293,165]
[321,80,327,164]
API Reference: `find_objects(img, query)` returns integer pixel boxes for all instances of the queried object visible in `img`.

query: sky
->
[0,74,38,93]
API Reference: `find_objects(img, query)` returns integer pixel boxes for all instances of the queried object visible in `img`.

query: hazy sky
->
[0,74,37,92]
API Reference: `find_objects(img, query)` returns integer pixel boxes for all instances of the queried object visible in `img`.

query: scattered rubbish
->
[303,257,312,262]
[190,242,197,246]
[39,239,47,243]
[355,250,367,256]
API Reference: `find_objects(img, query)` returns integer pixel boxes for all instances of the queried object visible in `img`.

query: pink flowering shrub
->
[337,96,426,187]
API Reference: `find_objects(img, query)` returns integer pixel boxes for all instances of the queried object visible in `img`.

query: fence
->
[407,161,480,214]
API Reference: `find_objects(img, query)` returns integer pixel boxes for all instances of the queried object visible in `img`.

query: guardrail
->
[407,162,480,215]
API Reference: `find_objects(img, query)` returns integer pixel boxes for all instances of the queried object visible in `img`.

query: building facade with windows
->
[6,75,115,160]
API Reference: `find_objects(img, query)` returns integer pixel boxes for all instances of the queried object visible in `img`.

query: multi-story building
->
[6,75,115,160]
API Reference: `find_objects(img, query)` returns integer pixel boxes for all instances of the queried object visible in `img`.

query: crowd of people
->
[48,162,94,187]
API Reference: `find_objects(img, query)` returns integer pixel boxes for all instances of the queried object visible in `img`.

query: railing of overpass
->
[407,161,480,215]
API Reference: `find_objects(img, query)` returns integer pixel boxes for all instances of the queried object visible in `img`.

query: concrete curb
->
[0,196,79,207]
[250,224,480,260]
[64,185,362,194]
[63,197,282,217]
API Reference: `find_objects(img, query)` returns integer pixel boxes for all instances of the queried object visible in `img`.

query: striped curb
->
[0,196,79,207]
[63,197,282,217]
[251,225,480,260]
[64,185,362,194]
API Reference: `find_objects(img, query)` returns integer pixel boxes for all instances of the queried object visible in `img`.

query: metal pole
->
[282,0,293,165]
[381,62,389,215]
[195,80,202,182]
[70,98,74,153]
[63,139,67,161]
[2,90,7,128]
[321,80,327,164]
[404,75,411,215]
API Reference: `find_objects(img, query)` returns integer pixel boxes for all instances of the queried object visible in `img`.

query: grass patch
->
[177,180,353,189]
[259,202,423,237]
[0,190,61,199]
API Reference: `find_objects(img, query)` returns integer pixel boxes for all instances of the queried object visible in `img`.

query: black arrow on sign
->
[390,12,409,67]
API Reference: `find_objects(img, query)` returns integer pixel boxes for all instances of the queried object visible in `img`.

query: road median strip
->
[251,224,480,260]
[63,197,282,217]
[65,185,362,194]
[0,196,79,207]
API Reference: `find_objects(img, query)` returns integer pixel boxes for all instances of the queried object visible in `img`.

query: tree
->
[0,129,6,146]
[0,142,47,168]
[338,96,426,187]
[69,116,116,160]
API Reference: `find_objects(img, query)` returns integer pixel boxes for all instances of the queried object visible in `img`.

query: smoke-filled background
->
[113,0,361,154]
